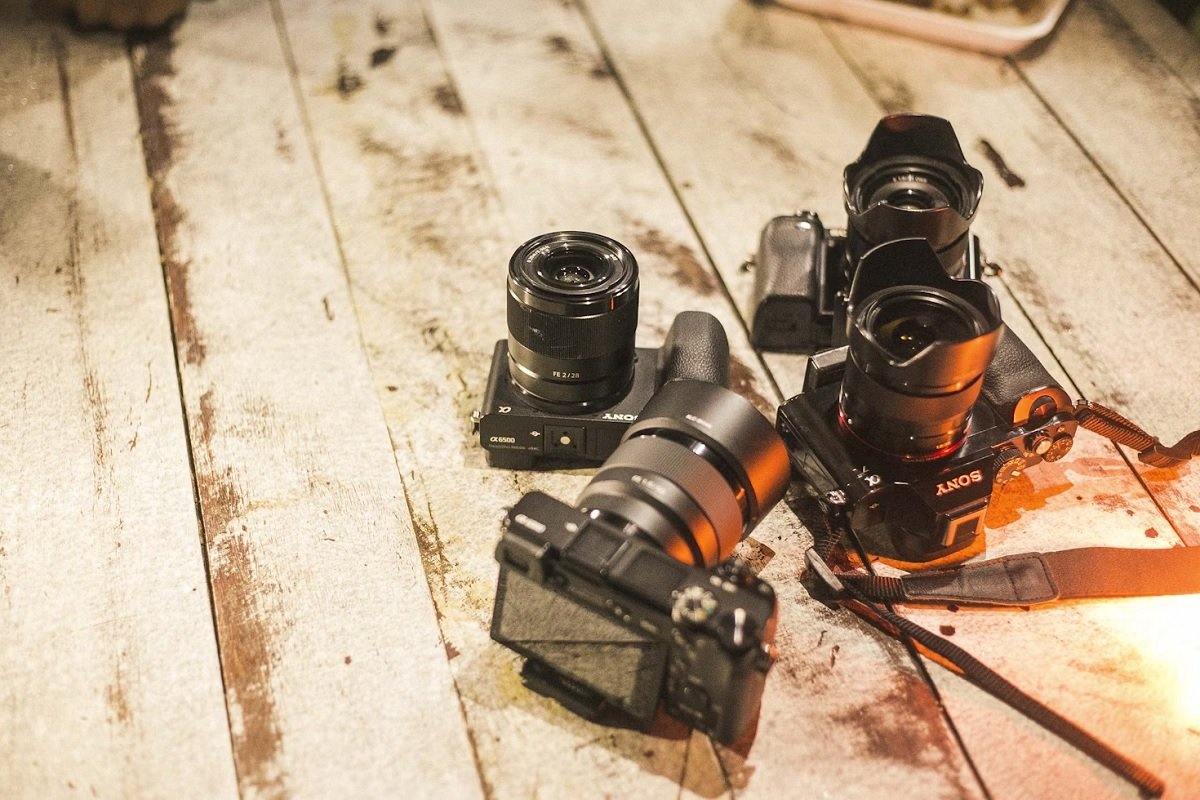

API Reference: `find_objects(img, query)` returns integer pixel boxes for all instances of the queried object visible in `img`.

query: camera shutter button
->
[1025,431,1054,457]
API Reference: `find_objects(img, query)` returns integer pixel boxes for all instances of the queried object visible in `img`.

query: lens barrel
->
[840,239,1002,459]
[576,380,789,568]
[843,114,983,275]
[507,231,639,408]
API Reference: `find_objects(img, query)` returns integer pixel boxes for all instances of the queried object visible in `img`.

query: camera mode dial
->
[672,585,718,625]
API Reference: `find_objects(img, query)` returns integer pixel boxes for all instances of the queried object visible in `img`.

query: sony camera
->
[476,231,730,469]
[491,379,790,743]
[777,239,1078,563]
[751,114,984,353]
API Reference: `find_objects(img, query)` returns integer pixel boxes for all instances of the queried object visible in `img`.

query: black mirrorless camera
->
[777,239,1078,562]
[491,379,790,744]
[477,231,730,469]
[751,114,984,353]
[750,113,1076,561]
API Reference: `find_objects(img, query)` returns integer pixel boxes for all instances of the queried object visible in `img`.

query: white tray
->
[775,0,1072,55]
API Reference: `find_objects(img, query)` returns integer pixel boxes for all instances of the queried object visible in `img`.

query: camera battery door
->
[491,492,778,745]
[750,214,836,353]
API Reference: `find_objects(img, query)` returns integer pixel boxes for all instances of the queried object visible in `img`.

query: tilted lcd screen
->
[493,567,668,719]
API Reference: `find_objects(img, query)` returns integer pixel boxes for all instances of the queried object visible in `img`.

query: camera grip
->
[657,311,730,388]
[750,214,828,352]
[982,325,1068,424]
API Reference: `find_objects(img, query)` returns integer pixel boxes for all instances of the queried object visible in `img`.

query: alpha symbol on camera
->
[935,469,985,497]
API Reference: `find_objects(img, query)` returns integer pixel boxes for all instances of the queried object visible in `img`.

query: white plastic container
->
[774,0,1072,55]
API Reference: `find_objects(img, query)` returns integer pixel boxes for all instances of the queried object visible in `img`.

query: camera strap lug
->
[801,547,846,609]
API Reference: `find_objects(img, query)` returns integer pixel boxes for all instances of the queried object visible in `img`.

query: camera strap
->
[796,497,1193,798]
[829,546,1200,607]
[793,399,1199,795]
[1073,400,1200,468]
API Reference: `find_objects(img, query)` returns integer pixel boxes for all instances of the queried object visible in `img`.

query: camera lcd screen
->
[493,567,668,720]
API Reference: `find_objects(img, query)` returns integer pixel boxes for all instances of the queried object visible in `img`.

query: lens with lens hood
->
[840,239,1002,459]
[507,231,639,409]
[576,380,789,568]
[843,114,984,275]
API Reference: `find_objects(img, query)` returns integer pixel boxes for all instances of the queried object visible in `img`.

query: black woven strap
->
[840,547,1200,606]
[1076,400,1200,468]
[797,496,1173,796]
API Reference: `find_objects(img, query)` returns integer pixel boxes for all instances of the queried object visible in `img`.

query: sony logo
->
[602,413,636,421]
[935,469,984,497]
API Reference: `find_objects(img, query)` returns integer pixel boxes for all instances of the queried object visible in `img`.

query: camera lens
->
[507,231,639,409]
[576,380,789,568]
[840,240,1002,459]
[870,291,979,361]
[843,115,983,275]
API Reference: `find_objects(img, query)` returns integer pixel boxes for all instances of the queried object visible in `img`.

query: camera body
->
[750,212,982,352]
[750,114,985,354]
[478,310,730,469]
[777,240,1078,562]
[477,230,730,469]
[491,491,778,745]
[490,378,790,741]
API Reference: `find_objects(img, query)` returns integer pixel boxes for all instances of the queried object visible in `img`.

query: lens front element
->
[843,114,984,276]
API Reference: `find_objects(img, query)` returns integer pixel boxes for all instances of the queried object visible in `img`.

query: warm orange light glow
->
[1093,594,1200,730]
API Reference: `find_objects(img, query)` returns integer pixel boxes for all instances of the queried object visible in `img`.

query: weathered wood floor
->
[2,0,1199,797]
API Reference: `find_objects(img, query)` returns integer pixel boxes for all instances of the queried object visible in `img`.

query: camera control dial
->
[672,586,719,625]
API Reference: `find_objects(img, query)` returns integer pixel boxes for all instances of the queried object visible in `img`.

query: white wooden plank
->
[1107,0,1200,94]
[125,2,483,796]
[0,10,238,798]
[1015,0,1200,288]
[307,0,984,795]
[584,0,1200,795]
[276,2,696,795]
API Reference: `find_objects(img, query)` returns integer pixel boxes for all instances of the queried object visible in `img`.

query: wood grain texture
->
[1016,0,1200,287]
[584,0,1200,796]
[125,1,482,796]
[4,0,1198,797]
[0,7,237,797]
[287,0,985,795]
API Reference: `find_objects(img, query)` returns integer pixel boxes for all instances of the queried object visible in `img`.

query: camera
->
[751,114,984,353]
[490,379,790,744]
[777,239,1078,562]
[476,230,731,469]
